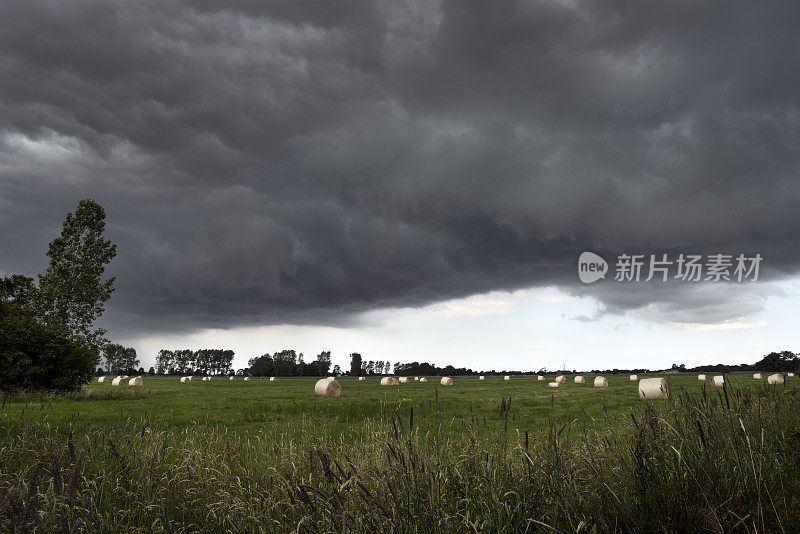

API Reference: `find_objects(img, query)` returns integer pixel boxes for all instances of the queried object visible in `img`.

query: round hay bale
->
[229,376,235,380]
[574,376,585,384]
[111,376,124,386]
[629,375,638,381]
[712,375,724,387]
[440,377,453,386]
[269,377,277,382]
[98,376,106,383]
[593,376,608,388]
[358,376,366,381]
[503,375,511,381]
[479,376,485,381]
[753,373,762,380]
[555,375,566,384]
[398,377,409,383]
[537,376,545,381]
[548,382,560,388]
[180,376,190,383]
[380,377,399,386]
[767,373,784,385]
[414,377,419,381]
[638,377,668,399]
[788,372,795,377]
[315,378,341,397]
[128,376,143,386]
[244,377,251,381]
[698,374,706,381]
[419,377,427,383]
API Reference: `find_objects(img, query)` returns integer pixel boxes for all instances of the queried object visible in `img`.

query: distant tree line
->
[247,350,336,377]
[392,361,476,376]
[360,358,392,376]
[682,350,799,373]
[155,349,235,376]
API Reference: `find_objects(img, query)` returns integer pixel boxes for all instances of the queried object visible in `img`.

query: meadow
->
[1,373,798,532]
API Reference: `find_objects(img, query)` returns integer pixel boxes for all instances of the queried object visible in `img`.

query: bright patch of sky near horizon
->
[121,280,799,373]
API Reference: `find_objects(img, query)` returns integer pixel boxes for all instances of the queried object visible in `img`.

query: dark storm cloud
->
[1,0,799,335]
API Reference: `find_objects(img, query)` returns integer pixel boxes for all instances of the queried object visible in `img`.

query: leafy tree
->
[0,275,35,306]
[34,199,117,354]
[349,352,362,376]
[155,349,174,374]
[315,351,332,376]
[103,344,140,374]
[754,351,798,372]
[1,284,94,392]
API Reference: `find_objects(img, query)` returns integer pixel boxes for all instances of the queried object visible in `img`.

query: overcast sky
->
[2,0,799,372]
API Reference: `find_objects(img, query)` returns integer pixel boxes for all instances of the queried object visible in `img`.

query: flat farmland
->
[1,373,798,532]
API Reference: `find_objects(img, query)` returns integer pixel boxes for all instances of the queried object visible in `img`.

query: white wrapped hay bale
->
[111,376,124,386]
[698,374,706,381]
[380,377,399,386]
[537,376,545,381]
[414,377,419,381]
[594,376,608,388]
[555,375,566,384]
[98,376,106,383]
[479,376,485,381]
[398,377,409,383]
[180,376,190,383]
[128,376,143,386]
[358,376,366,381]
[440,377,453,386]
[788,372,794,377]
[767,373,784,385]
[548,382,560,388]
[229,376,235,380]
[712,375,724,387]
[244,377,251,381]
[504,375,510,381]
[753,373,762,380]
[315,378,341,397]
[630,375,638,381]
[638,377,668,399]
[269,377,276,382]
[419,377,427,383]
[574,376,585,384]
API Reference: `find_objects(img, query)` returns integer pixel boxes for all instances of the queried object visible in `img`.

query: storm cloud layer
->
[1,0,799,335]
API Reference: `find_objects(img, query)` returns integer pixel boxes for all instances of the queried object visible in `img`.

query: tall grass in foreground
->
[1,383,799,533]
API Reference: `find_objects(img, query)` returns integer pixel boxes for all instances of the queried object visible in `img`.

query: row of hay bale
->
[696,373,787,386]
[753,372,788,384]
[98,375,142,386]
[179,376,252,381]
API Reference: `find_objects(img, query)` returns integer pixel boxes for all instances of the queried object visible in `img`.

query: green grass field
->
[2,373,798,532]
